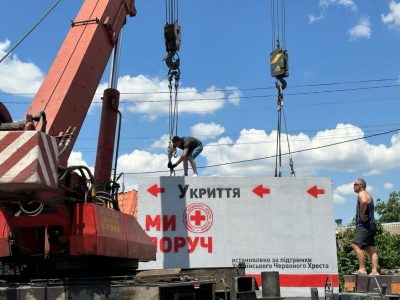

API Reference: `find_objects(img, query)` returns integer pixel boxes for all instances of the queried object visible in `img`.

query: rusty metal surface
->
[0,102,12,123]
[0,275,217,300]
[70,203,156,261]
[0,284,161,300]
[0,266,252,300]
[344,274,400,295]
[94,88,120,186]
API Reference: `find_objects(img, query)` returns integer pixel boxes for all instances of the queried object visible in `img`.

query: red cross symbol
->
[184,203,213,233]
[190,210,206,226]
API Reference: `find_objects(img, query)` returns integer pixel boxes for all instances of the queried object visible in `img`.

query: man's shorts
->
[352,225,376,250]
[188,143,203,159]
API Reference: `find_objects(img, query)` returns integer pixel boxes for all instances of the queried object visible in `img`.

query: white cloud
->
[319,0,357,11]
[190,122,225,140]
[347,17,371,40]
[150,134,171,150]
[309,14,324,24]
[67,150,161,192]
[68,151,94,175]
[335,182,354,196]
[0,39,44,95]
[392,131,400,144]
[67,124,400,193]
[118,150,167,174]
[117,150,170,190]
[201,124,400,177]
[381,1,400,30]
[202,130,276,176]
[312,0,356,30]
[226,86,242,105]
[383,182,394,190]
[333,193,346,205]
[68,151,90,167]
[94,75,240,119]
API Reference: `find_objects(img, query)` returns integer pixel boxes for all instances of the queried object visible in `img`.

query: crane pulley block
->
[270,48,289,78]
[164,22,181,53]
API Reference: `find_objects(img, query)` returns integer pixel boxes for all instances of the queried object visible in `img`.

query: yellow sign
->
[271,53,282,64]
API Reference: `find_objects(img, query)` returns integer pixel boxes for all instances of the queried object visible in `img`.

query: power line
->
[116,77,399,95]
[290,77,398,89]
[0,0,62,64]
[101,84,400,103]
[72,125,400,151]
[2,83,399,105]
[0,77,398,97]
[74,122,400,141]
[2,94,399,119]
[121,128,400,175]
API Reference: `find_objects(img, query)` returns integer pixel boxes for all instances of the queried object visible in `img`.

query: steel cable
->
[0,0,63,64]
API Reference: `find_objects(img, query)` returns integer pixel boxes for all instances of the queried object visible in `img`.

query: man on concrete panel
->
[351,178,379,275]
[168,136,203,176]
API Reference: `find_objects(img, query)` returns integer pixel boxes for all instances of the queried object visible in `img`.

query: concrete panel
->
[138,176,339,297]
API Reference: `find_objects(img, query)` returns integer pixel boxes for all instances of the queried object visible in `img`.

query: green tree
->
[375,226,400,269]
[336,225,356,290]
[375,191,400,223]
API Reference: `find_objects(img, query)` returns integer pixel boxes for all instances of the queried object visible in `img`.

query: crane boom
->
[26,0,136,167]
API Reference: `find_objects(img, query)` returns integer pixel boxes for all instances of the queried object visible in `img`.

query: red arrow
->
[307,185,325,198]
[253,185,271,198]
[147,184,165,197]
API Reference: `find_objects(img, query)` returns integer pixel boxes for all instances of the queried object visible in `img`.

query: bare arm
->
[359,190,371,221]
[174,148,188,166]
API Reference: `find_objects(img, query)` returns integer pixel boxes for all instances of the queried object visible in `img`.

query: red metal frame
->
[0,0,156,265]
[70,203,155,260]
[94,88,120,185]
[0,207,70,257]
[26,0,136,167]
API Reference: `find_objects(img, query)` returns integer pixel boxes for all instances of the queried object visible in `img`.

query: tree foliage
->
[336,225,356,288]
[375,191,400,223]
[336,190,400,290]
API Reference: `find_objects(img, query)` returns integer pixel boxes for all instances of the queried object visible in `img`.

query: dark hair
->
[172,136,180,143]
[357,178,367,188]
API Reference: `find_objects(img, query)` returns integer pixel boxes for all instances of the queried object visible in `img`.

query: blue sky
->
[0,0,399,225]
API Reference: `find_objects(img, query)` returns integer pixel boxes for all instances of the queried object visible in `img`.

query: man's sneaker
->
[193,174,198,177]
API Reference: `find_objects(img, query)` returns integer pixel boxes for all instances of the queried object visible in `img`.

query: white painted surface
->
[138,177,338,297]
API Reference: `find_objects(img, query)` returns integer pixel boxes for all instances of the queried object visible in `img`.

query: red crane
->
[0,0,155,276]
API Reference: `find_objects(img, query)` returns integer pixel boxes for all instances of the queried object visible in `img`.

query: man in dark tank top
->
[168,136,203,176]
[351,178,379,275]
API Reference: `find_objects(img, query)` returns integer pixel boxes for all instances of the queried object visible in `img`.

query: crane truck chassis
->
[3,1,397,300]
[0,0,269,299]
[0,266,261,300]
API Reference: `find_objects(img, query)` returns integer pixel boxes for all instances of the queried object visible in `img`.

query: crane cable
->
[270,0,294,177]
[164,0,181,175]
[165,0,181,142]
[119,128,400,175]
[0,0,63,64]
[271,0,286,51]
